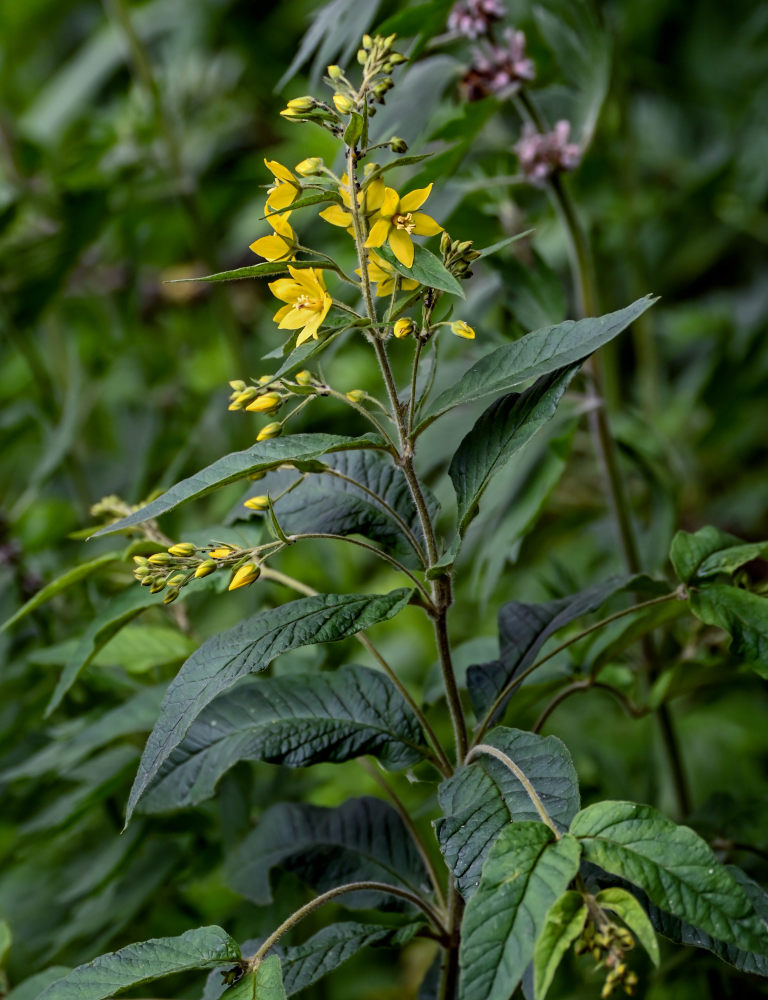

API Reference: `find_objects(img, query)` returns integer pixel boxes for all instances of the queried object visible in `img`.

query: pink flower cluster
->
[447,0,506,39]
[514,121,582,186]
[460,28,536,101]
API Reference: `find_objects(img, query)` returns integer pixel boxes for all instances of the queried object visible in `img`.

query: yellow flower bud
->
[393,317,416,339]
[167,542,196,557]
[133,567,150,580]
[294,370,313,385]
[345,389,366,403]
[229,379,247,391]
[149,578,166,593]
[209,547,233,559]
[256,422,283,442]
[248,470,267,480]
[229,563,261,590]
[362,34,373,49]
[450,320,476,340]
[327,65,343,80]
[194,559,218,578]
[140,575,154,586]
[132,555,148,566]
[148,552,173,565]
[258,374,273,385]
[246,392,282,414]
[168,573,187,586]
[389,136,408,153]
[295,157,323,177]
[234,387,259,405]
[244,495,270,511]
[333,94,355,114]
[286,96,314,111]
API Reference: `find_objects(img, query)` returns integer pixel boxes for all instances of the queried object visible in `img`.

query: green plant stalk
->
[466,744,560,836]
[533,678,644,734]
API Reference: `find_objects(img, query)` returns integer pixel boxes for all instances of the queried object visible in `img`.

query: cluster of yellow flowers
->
[132,541,266,599]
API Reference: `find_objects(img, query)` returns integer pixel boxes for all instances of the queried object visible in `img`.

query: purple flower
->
[460,27,536,101]
[514,120,582,186]
[448,0,506,39]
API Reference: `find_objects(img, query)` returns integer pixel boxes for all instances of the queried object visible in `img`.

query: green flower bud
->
[389,136,408,153]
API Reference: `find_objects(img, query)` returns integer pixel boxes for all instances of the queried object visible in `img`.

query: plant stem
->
[465,744,560,836]
[439,884,464,1000]
[358,759,447,909]
[533,678,644,734]
[258,567,452,776]
[472,590,682,744]
[248,881,448,965]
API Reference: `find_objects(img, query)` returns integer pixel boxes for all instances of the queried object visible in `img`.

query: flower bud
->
[294,157,323,176]
[362,33,373,49]
[194,560,218,578]
[132,555,148,566]
[233,387,259,405]
[229,562,261,590]
[333,94,355,114]
[393,317,416,339]
[209,546,233,559]
[357,49,367,64]
[148,552,173,565]
[286,96,315,111]
[248,470,267,480]
[228,379,247,391]
[440,231,452,255]
[256,421,283,441]
[345,389,366,403]
[244,495,270,511]
[389,136,408,153]
[167,573,187,587]
[258,374,273,385]
[149,578,166,593]
[388,51,407,65]
[246,392,282,414]
[133,567,150,580]
[168,542,196,557]
[450,320,476,340]
[294,370,313,385]
[327,64,343,80]
[163,588,180,604]
[140,574,154,586]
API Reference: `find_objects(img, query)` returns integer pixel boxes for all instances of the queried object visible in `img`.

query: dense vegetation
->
[1,1,767,999]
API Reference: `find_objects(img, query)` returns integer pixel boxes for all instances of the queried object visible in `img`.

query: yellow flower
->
[249,211,297,262]
[319,175,386,231]
[209,546,234,559]
[245,392,282,414]
[264,159,301,214]
[194,560,217,578]
[244,496,270,511]
[256,421,283,441]
[364,184,443,268]
[229,563,261,590]
[450,320,475,339]
[362,250,420,297]
[268,266,332,345]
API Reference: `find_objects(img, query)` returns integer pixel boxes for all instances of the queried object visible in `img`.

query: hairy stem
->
[533,679,644,734]
[466,744,560,836]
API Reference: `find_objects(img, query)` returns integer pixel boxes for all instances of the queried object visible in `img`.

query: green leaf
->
[222,958,285,1000]
[593,888,660,965]
[459,824,582,1000]
[262,192,342,217]
[46,586,164,716]
[281,921,421,995]
[377,244,465,298]
[476,231,535,259]
[467,576,644,720]
[36,927,241,1000]
[140,665,427,812]
[166,260,335,284]
[229,797,430,908]
[0,919,10,965]
[689,584,768,674]
[570,801,768,954]
[449,367,578,535]
[436,727,580,897]
[246,450,437,567]
[90,433,385,538]
[0,552,121,632]
[5,969,71,1000]
[670,525,768,583]
[419,296,657,430]
[533,891,588,1000]
[125,589,411,822]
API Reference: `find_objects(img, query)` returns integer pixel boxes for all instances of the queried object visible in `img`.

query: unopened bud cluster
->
[132,538,269,599]
[440,231,482,280]
[228,371,319,439]
[574,918,639,997]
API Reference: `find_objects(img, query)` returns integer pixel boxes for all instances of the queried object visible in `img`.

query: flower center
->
[393,212,415,234]
[295,294,320,311]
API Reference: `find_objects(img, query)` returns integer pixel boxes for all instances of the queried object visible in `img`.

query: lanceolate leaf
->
[419,296,657,430]
[229,797,430,908]
[168,259,336,284]
[37,927,241,1000]
[571,801,768,955]
[269,326,351,382]
[467,576,641,720]
[0,552,121,632]
[689,584,768,673]
[669,525,768,584]
[449,367,578,535]
[251,450,438,567]
[377,244,465,297]
[91,434,386,538]
[436,728,580,897]
[125,589,411,823]
[140,665,427,812]
[593,888,660,965]
[459,824,582,1000]
[533,891,588,1000]
[281,921,421,995]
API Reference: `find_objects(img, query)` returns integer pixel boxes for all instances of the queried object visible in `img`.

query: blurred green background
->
[1,0,767,997]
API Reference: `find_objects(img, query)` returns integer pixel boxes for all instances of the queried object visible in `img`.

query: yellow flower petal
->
[264,159,295,183]
[273,304,292,323]
[319,205,353,227]
[364,177,386,214]
[389,227,414,268]
[267,212,295,238]
[402,277,420,291]
[411,212,443,236]
[266,184,297,213]
[278,309,308,331]
[268,278,304,302]
[400,183,433,213]
[379,186,400,217]
[374,276,395,297]
[365,217,391,248]
[250,233,291,261]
